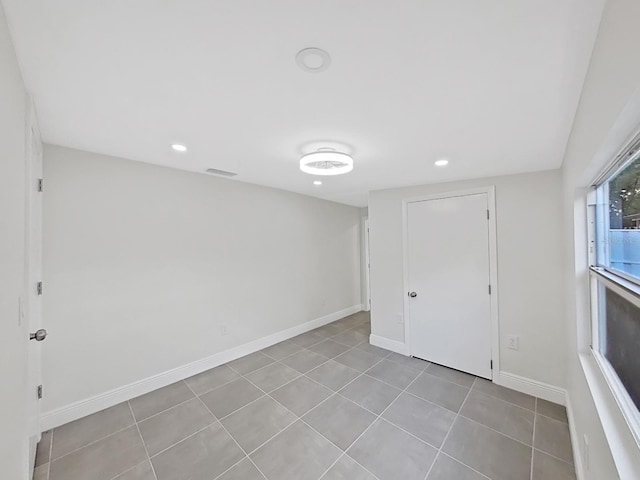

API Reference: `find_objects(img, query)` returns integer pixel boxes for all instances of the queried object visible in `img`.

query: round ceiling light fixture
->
[300,149,353,176]
[295,48,331,73]
[313,180,322,186]
[171,143,188,152]
[434,159,449,167]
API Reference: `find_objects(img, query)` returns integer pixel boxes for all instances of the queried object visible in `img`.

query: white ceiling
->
[4,0,605,206]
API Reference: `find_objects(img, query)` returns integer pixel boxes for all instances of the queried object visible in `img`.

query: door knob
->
[29,329,47,341]
[409,291,417,298]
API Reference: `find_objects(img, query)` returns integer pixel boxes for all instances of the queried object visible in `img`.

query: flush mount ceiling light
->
[295,48,331,73]
[300,149,353,176]
[171,143,188,152]
[313,180,322,185]
[434,159,449,166]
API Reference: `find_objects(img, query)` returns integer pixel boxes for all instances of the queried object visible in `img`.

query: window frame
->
[588,131,640,448]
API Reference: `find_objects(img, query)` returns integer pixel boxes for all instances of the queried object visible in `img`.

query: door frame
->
[363,218,371,311]
[401,186,500,379]
[25,95,43,470]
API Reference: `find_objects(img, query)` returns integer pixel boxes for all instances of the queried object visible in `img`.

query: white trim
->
[25,95,43,474]
[495,371,567,405]
[401,186,500,379]
[41,304,362,430]
[369,334,409,355]
[579,352,640,479]
[363,218,371,312]
[566,393,586,480]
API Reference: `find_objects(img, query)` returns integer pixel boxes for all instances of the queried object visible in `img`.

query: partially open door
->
[26,99,45,471]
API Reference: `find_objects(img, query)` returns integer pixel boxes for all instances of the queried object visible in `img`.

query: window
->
[590,135,640,441]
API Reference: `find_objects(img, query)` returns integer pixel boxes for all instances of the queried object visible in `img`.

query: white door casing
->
[364,218,371,312]
[26,98,43,469]
[403,187,499,379]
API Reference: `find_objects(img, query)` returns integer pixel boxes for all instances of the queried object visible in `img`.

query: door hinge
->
[486,209,490,220]
[490,360,493,370]
[488,284,491,295]
[37,385,43,399]
[37,178,43,192]
[37,281,43,295]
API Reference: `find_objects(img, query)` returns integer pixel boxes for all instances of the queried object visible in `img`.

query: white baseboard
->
[495,371,567,405]
[565,393,586,480]
[369,334,409,355]
[41,304,362,430]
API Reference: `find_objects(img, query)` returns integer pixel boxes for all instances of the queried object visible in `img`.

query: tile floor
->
[33,312,576,480]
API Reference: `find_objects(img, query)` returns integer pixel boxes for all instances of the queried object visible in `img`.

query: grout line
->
[184,379,270,480]
[146,423,215,459]
[470,381,537,412]
[454,407,536,450]
[44,315,370,478]
[421,365,477,389]
[534,410,570,425]
[532,447,575,466]
[260,341,304,360]
[214,394,271,422]
[210,456,260,480]
[132,392,198,424]
[48,422,136,463]
[315,354,433,480]
[188,370,250,398]
[438,451,493,480]
[300,418,382,480]
[47,429,53,480]
[237,353,385,480]
[107,459,153,480]
[126,401,159,480]
[322,358,427,476]
[422,377,477,480]
[50,315,571,480]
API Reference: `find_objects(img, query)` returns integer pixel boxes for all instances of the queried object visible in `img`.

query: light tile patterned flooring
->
[33,312,576,480]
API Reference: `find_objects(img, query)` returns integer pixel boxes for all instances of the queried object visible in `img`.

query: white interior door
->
[26,109,44,468]
[407,193,492,379]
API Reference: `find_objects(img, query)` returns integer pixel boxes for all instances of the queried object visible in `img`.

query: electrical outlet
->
[396,313,403,325]
[507,335,519,350]
[221,325,229,336]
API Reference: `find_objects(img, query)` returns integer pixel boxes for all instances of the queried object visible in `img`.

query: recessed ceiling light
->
[300,149,354,176]
[434,159,449,167]
[171,144,188,152]
[313,180,322,186]
[295,48,331,73]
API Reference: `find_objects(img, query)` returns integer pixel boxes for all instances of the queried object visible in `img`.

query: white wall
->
[42,145,361,414]
[368,170,565,388]
[0,3,29,479]
[561,0,640,477]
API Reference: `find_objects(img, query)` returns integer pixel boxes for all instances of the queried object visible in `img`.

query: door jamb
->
[25,95,43,472]
[363,218,371,311]
[401,186,499,380]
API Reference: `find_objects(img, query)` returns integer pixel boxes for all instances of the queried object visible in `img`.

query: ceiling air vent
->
[205,168,237,177]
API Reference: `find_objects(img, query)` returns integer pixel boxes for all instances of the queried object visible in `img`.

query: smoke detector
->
[295,48,331,73]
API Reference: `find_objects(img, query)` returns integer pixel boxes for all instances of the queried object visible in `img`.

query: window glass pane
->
[596,154,640,282]
[598,282,640,411]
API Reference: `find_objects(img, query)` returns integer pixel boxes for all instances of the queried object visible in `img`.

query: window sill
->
[579,351,640,479]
